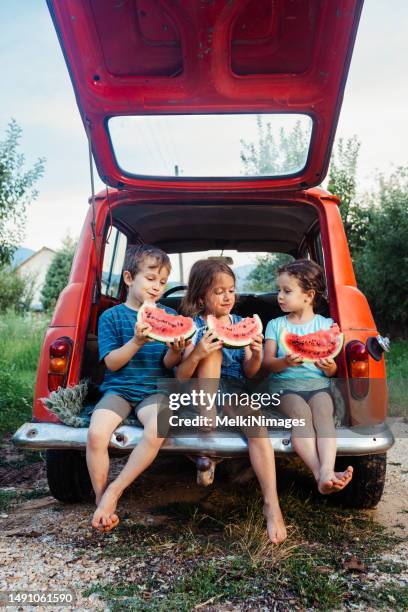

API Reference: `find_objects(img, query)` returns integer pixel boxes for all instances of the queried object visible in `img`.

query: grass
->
[0,487,49,512]
[81,486,408,610]
[0,310,48,436]
[385,340,408,417]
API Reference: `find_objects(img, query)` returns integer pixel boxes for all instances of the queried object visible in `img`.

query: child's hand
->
[166,337,191,352]
[284,353,304,367]
[250,334,264,355]
[195,330,223,359]
[314,357,337,376]
[133,322,154,346]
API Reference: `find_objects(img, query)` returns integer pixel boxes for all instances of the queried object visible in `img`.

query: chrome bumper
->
[12,422,395,457]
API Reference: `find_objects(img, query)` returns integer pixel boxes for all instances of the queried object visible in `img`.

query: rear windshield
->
[167,251,294,294]
[108,114,312,179]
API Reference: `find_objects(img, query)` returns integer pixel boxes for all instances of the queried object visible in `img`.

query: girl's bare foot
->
[91,484,121,531]
[332,466,353,489]
[264,503,287,544]
[318,466,353,494]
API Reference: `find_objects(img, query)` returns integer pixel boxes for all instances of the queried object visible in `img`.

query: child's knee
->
[87,427,111,451]
[143,421,166,447]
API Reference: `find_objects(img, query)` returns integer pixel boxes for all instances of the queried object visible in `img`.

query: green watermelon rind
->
[280,326,344,363]
[137,303,196,344]
[207,314,263,349]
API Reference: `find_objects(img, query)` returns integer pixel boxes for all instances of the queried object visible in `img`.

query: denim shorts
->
[280,388,331,402]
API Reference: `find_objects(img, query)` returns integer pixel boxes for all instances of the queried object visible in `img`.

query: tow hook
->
[191,455,221,486]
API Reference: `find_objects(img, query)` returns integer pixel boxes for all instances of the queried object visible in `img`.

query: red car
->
[13,0,393,508]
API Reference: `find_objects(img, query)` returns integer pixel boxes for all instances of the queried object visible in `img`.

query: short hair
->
[123,244,171,278]
[278,259,327,308]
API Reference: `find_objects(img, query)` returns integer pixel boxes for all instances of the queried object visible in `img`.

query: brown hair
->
[123,244,171,278]
[278,259,327,309]
[180,259,236,317]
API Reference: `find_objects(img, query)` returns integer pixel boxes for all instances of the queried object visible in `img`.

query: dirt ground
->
[0,421,407,610]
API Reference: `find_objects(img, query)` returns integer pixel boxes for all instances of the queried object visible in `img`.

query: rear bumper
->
[13,421,395,457]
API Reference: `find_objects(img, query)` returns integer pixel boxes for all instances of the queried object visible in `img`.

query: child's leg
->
[224,393,286,544]
[86,394,132,504]
[91,393,167,530]
[247,437,287,544]
[196,350,222,429]
[309,392,353,493]
[279,393,321,482]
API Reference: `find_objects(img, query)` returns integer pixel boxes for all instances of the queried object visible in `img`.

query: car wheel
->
[46,449,94,503]
[333,453,386,509]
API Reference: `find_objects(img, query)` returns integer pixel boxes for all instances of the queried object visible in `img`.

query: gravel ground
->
[0,421,407,611]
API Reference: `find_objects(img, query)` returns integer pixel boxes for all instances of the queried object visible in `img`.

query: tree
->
[0,265,35,312]
[0,120,45,266]
[327,136,370,255]
[240,116,309,176]
[354,168,408,336]
[41,237,76,310]
[244,253,293,293]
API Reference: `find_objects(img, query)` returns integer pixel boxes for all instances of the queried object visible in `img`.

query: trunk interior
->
[80,200,329,393]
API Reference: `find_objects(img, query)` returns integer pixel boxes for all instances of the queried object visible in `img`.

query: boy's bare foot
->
[263,503,287,544]
[91,484,121,531]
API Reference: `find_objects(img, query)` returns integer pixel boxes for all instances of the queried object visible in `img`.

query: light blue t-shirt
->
[265,314,334,392]
[192,314,245,381]
[98,303,175,404]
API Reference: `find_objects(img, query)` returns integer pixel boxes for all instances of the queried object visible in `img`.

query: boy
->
[87,245,185,531]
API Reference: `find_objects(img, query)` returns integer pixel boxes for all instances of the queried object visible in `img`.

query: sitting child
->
[88,245,187,531]
[177,259,287,544]
[263,259,353,494]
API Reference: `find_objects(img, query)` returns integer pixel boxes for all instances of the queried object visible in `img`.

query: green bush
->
[354,169,408,337]
[0,265,34,312]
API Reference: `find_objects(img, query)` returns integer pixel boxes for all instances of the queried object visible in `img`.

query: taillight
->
[346,340,369,399]
[48,337,73,391]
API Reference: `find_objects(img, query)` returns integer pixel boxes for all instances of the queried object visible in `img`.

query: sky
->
[1,1,408,254]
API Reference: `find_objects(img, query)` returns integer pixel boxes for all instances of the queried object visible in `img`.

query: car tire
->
[46,449,94,503]
[333,453,387,509]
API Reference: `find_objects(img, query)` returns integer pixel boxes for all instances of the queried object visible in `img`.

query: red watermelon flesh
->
[138,303,196,343]
[207,314,263,348]
[280,323,344,362]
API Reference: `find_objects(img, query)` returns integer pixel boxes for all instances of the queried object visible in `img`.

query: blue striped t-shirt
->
[192,314,245,381]
[98,303,175,404]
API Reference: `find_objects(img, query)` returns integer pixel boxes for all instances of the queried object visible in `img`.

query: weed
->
[386,340,408,417]
[0,489,18,511]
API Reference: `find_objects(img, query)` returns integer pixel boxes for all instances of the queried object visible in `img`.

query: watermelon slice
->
[137,303,196,343]
[207,314,263,349]
[280,323,344,362]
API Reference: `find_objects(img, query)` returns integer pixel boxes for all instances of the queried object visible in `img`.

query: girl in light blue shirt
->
[263,259,353,495]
